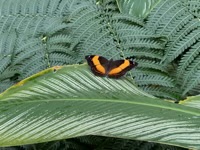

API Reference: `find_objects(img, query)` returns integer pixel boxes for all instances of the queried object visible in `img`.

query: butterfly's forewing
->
[108,60,138,78]
[85,55,109,77]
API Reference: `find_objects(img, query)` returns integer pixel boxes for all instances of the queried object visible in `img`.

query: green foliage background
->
[0,0,200,149]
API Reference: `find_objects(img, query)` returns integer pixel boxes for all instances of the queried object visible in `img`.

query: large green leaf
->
[180,95,200,109]
[0,64,200,149]
[116,0,161,18]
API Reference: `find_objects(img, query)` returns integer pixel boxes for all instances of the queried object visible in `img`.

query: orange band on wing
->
[120,60,130,69]
[108,60,130,75]
[92,55,106,74]
[92,56,100,65]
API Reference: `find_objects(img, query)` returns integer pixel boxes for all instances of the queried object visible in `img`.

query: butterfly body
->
[85,55,137,78]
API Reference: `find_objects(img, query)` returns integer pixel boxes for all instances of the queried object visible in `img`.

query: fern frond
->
[0,68,18,81]
[125,48,163,60]
[136,59,167,72]
[19,52,47,79]
[0,0,21,16]
[0,31,16,54]
[146,0,183,32]
[0,56,11,74]
[0,0,70,35]
[112,13,144,26]
[13,40,44,65]
[47,45,71,53]
[135,75,175,87]
[22,60,47,79]
[183,69,200,95]
[68,0,164,63]
[37,0,49,14]
[15,38,42,53]
[48,35,71,44]
[28,17,46,37]
[0,32,16,56]
[164,28,200,63]
[154,7,190,37]
[181,55,200,89]
[142,86,181,100]
[69,4,98,25]
[123,38,163,50]
[186,0,200,17]
[187,83,200,95]
[159,13,194,39]
[83,31,116,53]
[177,42,200,79]
[133,68,169,77]
[46,0,61,14]
[0,0,76,92]
[26,0,41,14]
[43,17,68,35]
[56,0,74,15]
[114,22,160,39]
[0,32,17,73]
[164,19,199,56]
[49,53,74,66]
[67,1,93,20]
[0,80,15,93]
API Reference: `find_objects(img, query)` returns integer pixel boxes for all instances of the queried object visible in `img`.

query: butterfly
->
[85,55,137,78]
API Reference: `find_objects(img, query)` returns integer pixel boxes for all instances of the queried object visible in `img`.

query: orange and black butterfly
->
[85,55,137,78]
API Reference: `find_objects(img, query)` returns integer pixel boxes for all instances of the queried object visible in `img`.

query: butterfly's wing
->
[85,55,109,77]
[108,59,138,78]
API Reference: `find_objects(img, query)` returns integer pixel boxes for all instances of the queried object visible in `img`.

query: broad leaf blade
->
[116,0,161,18]
[180,95,200,109]
[0,64,200,149]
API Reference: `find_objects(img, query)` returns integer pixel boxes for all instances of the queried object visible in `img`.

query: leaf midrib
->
[5,98,200,116]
